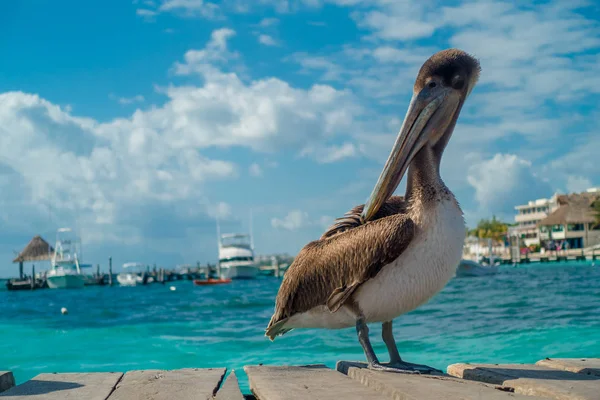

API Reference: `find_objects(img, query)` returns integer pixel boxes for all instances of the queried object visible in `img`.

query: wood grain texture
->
[338,362,543,400]
[107,368,226,400]
[0,373,122,400]
[536,359,600,377]
[448,363,600,400]
[244,365,385,400]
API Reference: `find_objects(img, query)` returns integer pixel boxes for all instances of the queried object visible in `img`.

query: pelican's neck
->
[405,146,448,204]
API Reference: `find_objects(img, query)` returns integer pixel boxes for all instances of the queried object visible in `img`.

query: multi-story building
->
[538,188,600,250]
[513,187,600,249]
[513,195,560,246]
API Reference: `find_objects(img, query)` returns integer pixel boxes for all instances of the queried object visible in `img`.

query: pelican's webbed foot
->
[367,362,422,374]
[383,361,442,374]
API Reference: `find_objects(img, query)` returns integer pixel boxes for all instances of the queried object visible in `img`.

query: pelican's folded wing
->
[267,211,414,335]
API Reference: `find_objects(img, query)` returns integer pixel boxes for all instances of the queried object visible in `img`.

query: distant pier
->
[4,264,220,291]
[1,357,599,399]
[499,252,597,265]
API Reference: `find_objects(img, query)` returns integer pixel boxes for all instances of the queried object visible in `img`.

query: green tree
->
[468,216,509,243]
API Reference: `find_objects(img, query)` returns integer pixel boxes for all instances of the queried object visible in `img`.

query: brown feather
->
[320,196,408,239]
[266,201,414,337]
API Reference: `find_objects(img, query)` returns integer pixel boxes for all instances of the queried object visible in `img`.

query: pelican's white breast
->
[356,197,465,323]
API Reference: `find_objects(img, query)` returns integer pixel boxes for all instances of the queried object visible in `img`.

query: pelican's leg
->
[381,320,443,375]
[382,321,401,364]
[356,317,419,374]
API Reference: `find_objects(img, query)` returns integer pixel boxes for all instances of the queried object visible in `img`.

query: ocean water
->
[1,262,599,394]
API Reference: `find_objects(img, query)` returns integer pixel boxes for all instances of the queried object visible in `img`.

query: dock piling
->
[30,265,35,290]
[108,257,113,286]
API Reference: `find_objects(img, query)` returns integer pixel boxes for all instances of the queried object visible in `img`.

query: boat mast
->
[249,208,254,251]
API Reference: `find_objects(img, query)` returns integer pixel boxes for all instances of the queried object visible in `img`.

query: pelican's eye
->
[451,75,465,90]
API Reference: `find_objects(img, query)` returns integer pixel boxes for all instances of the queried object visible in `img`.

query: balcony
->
[514,211,547,223]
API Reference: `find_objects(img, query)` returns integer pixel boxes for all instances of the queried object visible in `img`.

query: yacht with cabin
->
[46,228,89,289]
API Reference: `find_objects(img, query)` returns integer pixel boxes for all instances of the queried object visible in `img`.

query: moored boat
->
[117,262,152,286]
[456,238,500,278]
[193,278,232,285]
[218,233,259,279]
[456,259,499,277]
[46,228,86,289]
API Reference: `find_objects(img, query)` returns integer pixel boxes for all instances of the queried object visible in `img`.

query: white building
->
[513,195,560,246]
[513,187,600,247]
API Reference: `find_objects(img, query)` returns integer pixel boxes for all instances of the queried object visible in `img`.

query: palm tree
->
[468,216,509,243]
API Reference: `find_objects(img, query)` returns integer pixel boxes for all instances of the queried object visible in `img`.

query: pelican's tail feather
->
[265,316,292,341]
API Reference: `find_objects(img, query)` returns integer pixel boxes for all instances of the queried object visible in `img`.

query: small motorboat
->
[193,278,232,286]
[455,259,499,277]
[456,238,500,278]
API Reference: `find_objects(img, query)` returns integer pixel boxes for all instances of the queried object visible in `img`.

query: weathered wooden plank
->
[448,363,600,400]
[536,359,600,377]
[0,372,123,399]
[336,361,447,376]
[337,361,544,400]
[244,365,386,400]
[106,368,225,400]
[214,370,244,400]
[0,372,15,393]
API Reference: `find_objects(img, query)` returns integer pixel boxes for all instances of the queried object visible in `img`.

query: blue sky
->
[1,0,599,276]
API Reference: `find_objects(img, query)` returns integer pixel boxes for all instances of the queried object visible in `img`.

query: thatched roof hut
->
[12,235,54,263]
[538,193,599,226]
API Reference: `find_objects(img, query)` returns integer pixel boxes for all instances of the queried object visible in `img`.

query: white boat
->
[218,233,259,280]
[117,262,152,286]
[456,238,500,277]
[456,259,499,277]
[46,228,86,289]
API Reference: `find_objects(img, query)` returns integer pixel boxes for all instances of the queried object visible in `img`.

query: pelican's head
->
[362,49,480,221]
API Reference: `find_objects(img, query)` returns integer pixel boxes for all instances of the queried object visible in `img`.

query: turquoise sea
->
[1,262,599,394]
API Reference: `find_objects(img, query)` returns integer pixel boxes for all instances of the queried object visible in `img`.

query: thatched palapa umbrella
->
[12,235,54,279]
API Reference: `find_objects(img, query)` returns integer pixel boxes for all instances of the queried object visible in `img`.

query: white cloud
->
[318,215,334,228]
[158,0,220,18]
[566,175,593,194]
[467,154,553,216]
[0,91,238,244]
[356,8,436,40]
[136,8,158,19]
[301,142,356,163]
[207,202,232,218]
[289,53,344,81]
[109,94,145,105]
[0,27,370,248]
[172,28,241,76]
[249,163,263,177]
[271,210,309,230]
[258,17,279,27]
[168,32,362,154]
[271,210,338,231]
[258,34,278,46]
[370,46,437,64]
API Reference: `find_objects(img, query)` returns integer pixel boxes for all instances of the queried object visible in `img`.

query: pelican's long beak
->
[361,89,452,222]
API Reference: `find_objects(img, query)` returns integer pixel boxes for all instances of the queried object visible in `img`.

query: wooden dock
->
[1,358,599,399]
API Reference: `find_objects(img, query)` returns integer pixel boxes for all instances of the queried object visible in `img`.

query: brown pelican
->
[265,49,480,374]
